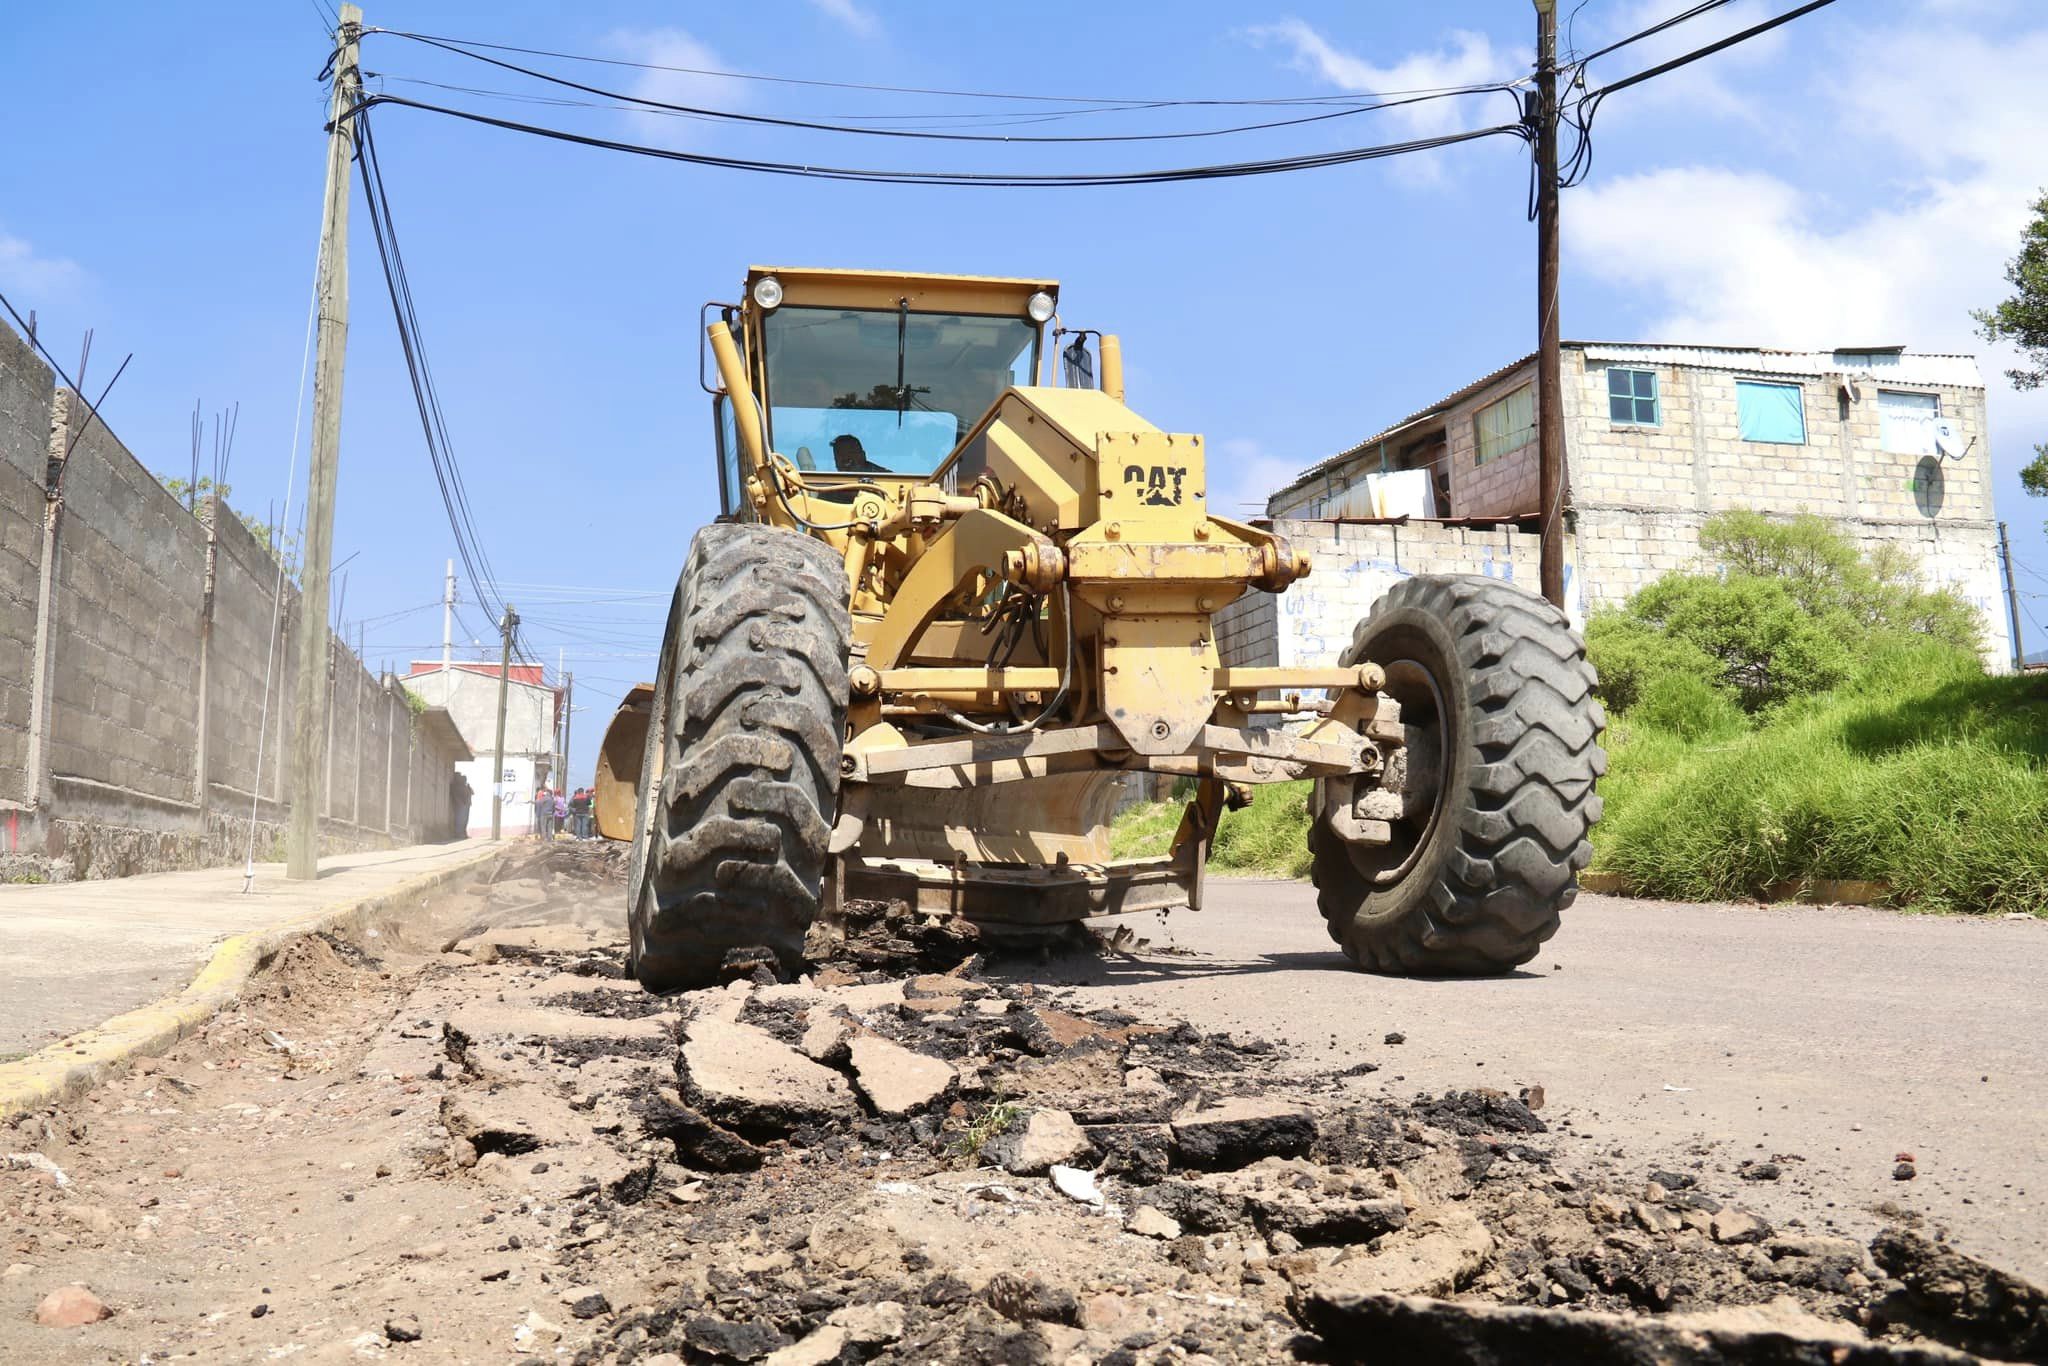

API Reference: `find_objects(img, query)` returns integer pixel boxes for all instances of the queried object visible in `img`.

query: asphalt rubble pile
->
[420,891,2047,1366]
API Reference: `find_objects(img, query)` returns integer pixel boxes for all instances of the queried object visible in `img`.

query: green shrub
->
[1584,612,1721,713]
[1591,511,1983,715]
[1626,572,1853,710]
[1700,510,1981,655]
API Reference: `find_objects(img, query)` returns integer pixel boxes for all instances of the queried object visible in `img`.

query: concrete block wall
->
[0,320,469,878]
[1217,519,1554,671]
[205,503,301,815]
[1570,508,1714,611]
[1568,356,1994,525]
[1847,386,1991,523]
[1567,358,1701,511]
[1447,363,1544,519]
[0,323,47,806]
[1222,508,2008,678]
[45,391,208,814]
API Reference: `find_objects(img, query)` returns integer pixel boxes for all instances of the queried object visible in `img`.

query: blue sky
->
[5,0,2046,784]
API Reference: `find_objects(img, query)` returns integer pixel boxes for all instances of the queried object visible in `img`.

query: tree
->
[1627,572,1853,711]
[1588,511,1983,720]
[1698,510,1980,654]
[1974,188,2048,517]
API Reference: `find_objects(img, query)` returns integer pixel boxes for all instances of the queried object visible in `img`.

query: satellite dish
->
[1933,419,1965,459]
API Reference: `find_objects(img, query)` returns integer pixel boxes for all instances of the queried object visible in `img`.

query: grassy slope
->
[1109,781,1315,879]
[1108,653,2048,913]
[1595,651,2048,913]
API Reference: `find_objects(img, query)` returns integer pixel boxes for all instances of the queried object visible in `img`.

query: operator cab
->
[711,268,1056,514]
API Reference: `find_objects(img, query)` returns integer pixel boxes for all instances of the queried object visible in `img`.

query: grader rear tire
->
[628,524,849,993]
[1311,574,1605,975]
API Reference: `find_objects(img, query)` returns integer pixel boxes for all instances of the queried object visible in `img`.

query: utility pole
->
[560,670,574,796]
[554,648,567,794]
[286,3,362,880]
[489,605,518,840]
[1998,521,2026,671]
[442,557,455,674]
[1533,0,1567,610]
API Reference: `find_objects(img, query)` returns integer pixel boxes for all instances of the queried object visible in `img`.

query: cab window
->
[760,306,1039,476]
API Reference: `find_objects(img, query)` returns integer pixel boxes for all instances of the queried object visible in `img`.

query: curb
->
[1580,870,1893,907]
[0,844,504,1120]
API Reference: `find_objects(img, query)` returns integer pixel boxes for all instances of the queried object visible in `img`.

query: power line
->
[1575,0,1737,65]
[362,73,1475,138]
[367,27,1511,109]
[351,598,443,628]
[1580,0,1838,100]
[350,94,1527,188]
[370,31,1523,145]
[352,102,507,623]
[1553,0,1838,193]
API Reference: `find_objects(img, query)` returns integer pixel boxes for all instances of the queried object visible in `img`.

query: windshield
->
[761,305,1038,476]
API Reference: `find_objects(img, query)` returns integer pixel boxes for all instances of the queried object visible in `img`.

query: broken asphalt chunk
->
[1297,1291,1979,1364]
[845,1033,957,1118]
[677,1017,858,1134]
[1170,1095,1316,1170]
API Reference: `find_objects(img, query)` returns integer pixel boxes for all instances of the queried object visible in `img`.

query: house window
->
[1473,384,1536,465]
[1735,379,1806,444]
[1607,368,1659,425]
[1879,389,1941,455]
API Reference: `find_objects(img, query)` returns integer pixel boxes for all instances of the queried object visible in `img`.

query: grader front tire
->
[628,524,850,993]
[1312,574,1606,976]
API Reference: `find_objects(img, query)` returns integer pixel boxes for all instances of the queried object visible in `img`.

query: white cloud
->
[1248,19,1518,136]
[1244,20,1523,184]
[1570,21,2048,349]
[1211,436,1300,517]
[0,230,84,300]
[602,28,736,146]
[1566,13,2048,488]
[807,0,879,37]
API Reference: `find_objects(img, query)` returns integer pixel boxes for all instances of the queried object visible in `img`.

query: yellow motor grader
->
[595,267,1604,992]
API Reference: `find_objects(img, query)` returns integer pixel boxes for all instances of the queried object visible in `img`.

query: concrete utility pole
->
[286,4,363,880]
[489,605,518,840]
[553,648,567,794]
[1533,0,1567,610]
[560,671,574,795]
[1999,521,2026,671]
[442,557,455,674]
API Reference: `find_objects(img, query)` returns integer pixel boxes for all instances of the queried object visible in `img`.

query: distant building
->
[404,661,560,837]
[1218,342,2013,672]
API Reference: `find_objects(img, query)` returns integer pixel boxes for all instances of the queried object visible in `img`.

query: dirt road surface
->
[2,849,2042,1364]
[1030,881,2048,1283]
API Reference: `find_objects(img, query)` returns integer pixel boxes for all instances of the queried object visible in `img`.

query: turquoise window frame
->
[1607,368,1659,425]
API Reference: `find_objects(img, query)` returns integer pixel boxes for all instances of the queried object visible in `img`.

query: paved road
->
[1005,881,2048,1280]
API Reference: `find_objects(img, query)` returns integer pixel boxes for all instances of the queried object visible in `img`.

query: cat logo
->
[1123,463,1187,507]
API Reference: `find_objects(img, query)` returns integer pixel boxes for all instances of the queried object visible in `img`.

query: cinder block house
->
[1217,342,2013,674]
[404,661,559,836]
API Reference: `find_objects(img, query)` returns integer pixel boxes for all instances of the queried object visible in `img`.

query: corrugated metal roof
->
[1575,343,1983,388]
[1270,341,1984,505]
